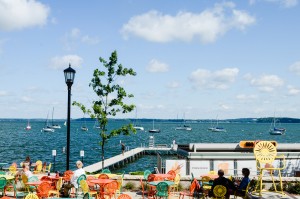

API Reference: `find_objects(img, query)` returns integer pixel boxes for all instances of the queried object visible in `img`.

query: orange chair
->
[36,182,51,198]
[103,181,118,199]
[117,193,132,199]
[63,170,74,182]
[98,173,109,179]
[48,177,63,198]
[139,178,155,199]
[87,175,97,190]
[179,178,200,199]
[167,170,176,181]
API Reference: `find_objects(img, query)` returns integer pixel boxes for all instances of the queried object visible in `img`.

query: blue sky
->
[0,0,300,120]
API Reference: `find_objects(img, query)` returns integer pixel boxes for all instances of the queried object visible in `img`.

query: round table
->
[0,175,15,180]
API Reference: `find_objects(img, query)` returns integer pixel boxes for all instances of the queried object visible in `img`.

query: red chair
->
[167,170,176,181]
[179,178,200,199]
[139,178,155,199]
[36,182,51,198]
[117,193,132,199]
[63,170,74,182]
[103,181,118,199]
[98,174,109,179]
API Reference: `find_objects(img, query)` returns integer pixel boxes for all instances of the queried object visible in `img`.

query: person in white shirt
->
[70,160,85,188]
[15,164,33,179]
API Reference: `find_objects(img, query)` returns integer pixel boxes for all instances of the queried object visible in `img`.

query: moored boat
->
[25,120,31,130]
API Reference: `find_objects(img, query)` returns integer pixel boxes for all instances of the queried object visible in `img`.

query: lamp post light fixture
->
[80,150,84,164]
[52,150,56,172]
[64,64,76,170]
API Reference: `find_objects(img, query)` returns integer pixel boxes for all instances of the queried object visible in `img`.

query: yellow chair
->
[33,160,43,174]
[115,174,124,196]
[43,163,52,173]
[80,179,98,199]
[254,141,285,196]
[48,177,63,197]
[9,165,17,175]
[212,185,227,199]
[234,179,253,199]
[25,193,39,199]
[170,173,181,194]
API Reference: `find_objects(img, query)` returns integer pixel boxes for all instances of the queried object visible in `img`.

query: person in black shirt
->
[209,169,233,199]
[121,143,125,155]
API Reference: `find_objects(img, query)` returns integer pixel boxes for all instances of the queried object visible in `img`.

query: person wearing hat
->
[70,160,85,188]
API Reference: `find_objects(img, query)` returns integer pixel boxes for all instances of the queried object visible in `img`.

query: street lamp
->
[64,64,76,170]
[52,150,56,172]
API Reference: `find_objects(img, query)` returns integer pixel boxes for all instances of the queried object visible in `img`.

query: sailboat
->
[42,112,55,132]
[208,115,226,132]
[81,114,88,132]
[93,120,100,129]
[50,107,61,129]
[133,108,144,131]
[25,120,31,130]
[175,113,192,131]
[149,120,160,133]
[269,116,286,135]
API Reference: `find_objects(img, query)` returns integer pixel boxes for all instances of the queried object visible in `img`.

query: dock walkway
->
[84,146,172,173]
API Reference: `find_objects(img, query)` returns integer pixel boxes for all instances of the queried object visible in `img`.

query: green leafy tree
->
[73,50,136,169]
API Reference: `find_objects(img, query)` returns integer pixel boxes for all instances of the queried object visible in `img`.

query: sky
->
[0,0,300,120]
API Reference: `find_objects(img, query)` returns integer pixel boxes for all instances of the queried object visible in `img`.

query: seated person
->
[209,169,232,198]
[70,160,85,189]
[235,168,251,196]
[16,164,33,179]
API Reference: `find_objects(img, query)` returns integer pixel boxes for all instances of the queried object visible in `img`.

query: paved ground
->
[4,190,300,199]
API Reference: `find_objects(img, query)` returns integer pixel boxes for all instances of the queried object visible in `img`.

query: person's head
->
[25,156,30,162]
[218,169,224,177]
[242,168,250,177]
[76,160,83,169]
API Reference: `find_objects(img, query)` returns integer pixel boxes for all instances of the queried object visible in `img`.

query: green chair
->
[76,174,87,197]
[0,177,7,197]
[102,169,111,174]
[12,181,28,198]
[143,170,151,181]
[156,182,169,199]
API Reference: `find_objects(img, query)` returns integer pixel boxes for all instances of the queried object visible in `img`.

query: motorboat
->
[134,126,144,131]
[81,126,88,131]
[175,125,192,131]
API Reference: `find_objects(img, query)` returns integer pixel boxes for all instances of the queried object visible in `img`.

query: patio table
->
[0,175,15,180]
[89,179,115,199]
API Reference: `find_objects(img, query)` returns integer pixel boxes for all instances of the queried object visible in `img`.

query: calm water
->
[0,120,299,173]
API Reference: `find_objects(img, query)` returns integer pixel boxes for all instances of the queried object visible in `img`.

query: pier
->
[84,146,173,173]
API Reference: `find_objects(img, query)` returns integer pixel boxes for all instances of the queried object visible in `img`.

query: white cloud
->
[63,28,100,50]
[81,35,100,45]
[167,81,180,89]
[50,55,83,70]
[189,68,239,89]
[265,0,298,7]
[219,103,230,110]
[249,74,284,92]
[287,85,300,95]
[121,2,255,43]
[0,91,9,96]
[146,59,169,73]
[0,0,49,31]
[21,96,34,102]
[289,61,300,75]
[236,94,258,101]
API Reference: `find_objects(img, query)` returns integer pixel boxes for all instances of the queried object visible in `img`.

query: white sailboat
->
[94,120,100,129]
[175,113,192,131]
[25,120,31,130]
[149,120,160,133]
[81,114,88,132]
[50,107,61,129]
[269,115,286,135]
[208,115,226,132]
[133,108,144,131]
[42,112,55,132]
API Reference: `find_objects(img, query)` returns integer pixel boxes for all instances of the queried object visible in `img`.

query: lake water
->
[0,120,299,173]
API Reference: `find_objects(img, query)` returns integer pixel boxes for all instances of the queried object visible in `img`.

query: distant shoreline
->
[1,117,300,123]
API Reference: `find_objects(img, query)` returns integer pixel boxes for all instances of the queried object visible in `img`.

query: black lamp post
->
[64,64,76,170]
